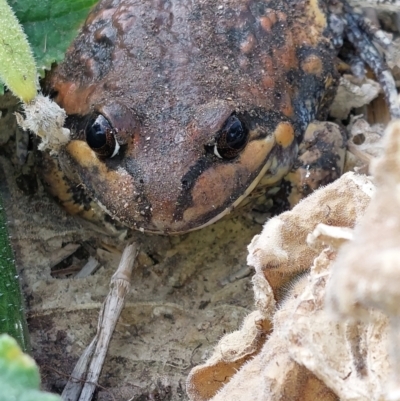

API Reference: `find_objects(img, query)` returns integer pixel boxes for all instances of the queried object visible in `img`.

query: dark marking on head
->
[174,156,214,221]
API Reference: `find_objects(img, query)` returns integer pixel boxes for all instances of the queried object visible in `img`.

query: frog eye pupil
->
[225,117,247,149]
[85,114,120,158]
[86,117,108,148]
[214,115,249,159]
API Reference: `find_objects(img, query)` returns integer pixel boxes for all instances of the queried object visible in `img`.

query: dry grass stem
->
[61,242,139,401]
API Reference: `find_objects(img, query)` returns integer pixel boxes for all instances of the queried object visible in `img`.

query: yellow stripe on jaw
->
[275,122,295,148]
[308,0,327,29]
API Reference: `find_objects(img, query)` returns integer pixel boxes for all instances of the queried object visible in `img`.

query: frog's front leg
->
[283,121,347,208]
[254,121,347,214]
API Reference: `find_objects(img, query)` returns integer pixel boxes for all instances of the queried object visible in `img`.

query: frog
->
[43,0,398,234]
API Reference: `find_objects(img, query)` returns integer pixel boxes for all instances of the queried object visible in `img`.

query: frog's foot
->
[328,0,400,118]
[248,121,347,219]
[278,121,347,208]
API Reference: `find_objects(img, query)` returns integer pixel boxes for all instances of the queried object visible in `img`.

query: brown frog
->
[44,0,396,234]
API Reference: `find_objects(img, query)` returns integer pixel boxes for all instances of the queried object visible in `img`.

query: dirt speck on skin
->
[0,92,258,399]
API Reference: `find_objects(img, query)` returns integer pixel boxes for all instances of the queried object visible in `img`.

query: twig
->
[44,365,116,401]
[61,242,139,401]
[49,243,81,269]
[74,257,100,279]
[347,142,375,174]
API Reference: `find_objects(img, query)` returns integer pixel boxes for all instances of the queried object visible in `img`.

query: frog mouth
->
[180,156,277,233]
[171,142,296,234]
[88,157,278,235]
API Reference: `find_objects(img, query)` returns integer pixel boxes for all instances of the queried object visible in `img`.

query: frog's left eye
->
[213,115,249,159]
[85,114,120,158]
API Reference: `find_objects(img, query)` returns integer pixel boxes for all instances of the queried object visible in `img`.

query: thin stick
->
[61,242,139,401]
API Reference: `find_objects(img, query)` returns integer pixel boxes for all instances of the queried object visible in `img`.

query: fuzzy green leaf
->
[0,335,61,401]
[0,0,37,102]
[9,0,99,76]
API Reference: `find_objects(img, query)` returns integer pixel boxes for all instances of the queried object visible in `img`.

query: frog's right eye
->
[213,114,249,159]
[85,114,120,158]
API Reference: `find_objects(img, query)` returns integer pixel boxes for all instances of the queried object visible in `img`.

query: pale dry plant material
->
[330,75,381,120]
[283,248,391,401]
[327,120,400,399]
[187,173,375,401]
[15,94,70,154]
[349,0,400,13]
[307,223,354,250]
[327,121,400,318]
[61,242,138,401]
[345,118,386,174]
[191,241,393,401]
[248,172,374,297]
[186,311,272,401]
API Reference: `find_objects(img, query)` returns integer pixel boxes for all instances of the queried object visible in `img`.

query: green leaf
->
[0,187,30,352]
[8,0,98,75]
[0,335,61,401]
[0,335,39,390]
[0,0,37,102]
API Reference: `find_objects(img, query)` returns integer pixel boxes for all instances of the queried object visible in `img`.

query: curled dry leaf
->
[186,310,272,401]
[326,120,400,399]
[286,249,391,401]
[330,75,381,120]
[327,120,400,318]
[248,172,374,298]
[306,223,354,251]
[187,172,375,401]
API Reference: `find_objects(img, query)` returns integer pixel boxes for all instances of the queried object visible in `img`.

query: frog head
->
[47,0,333,233]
